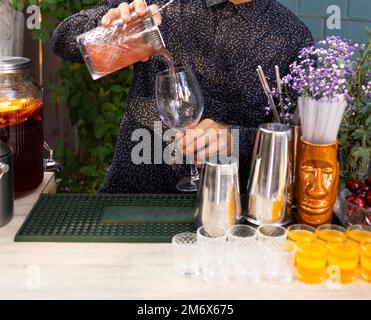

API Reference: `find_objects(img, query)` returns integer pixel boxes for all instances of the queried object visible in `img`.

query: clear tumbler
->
[197,225,228,286]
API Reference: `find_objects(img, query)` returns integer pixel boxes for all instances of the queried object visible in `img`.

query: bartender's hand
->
[101,0,162,26]
[176,119,234,168]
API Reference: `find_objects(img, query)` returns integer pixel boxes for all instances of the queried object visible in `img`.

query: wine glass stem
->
[190,164,199,181]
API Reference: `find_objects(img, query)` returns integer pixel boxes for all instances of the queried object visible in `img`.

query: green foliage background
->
[12,0,133,193]
[340,36,371,181]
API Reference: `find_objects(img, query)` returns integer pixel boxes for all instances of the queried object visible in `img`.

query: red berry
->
[345,194,356,202]
[366,190,371,207]
[365,177,371,186]
[356,186,367,197]
[354,180,362,189]
[346,179,356,190]
[353,197,367,209]
[346,179,362,192]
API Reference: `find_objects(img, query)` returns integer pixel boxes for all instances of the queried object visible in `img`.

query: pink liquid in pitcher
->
[78,1,179,79]
[86,42,157,78]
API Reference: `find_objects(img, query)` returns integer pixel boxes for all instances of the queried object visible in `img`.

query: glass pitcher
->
[77,8,165,80]
[0,57,44,194]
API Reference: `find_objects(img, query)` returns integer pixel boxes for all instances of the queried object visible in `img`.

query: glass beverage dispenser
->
[0,57,44,193]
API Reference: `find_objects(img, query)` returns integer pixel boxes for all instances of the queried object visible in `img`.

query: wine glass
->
[155,66,204,192]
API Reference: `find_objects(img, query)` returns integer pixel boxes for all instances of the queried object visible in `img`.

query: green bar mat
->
[15,194,197,243]
[101,206,196,224]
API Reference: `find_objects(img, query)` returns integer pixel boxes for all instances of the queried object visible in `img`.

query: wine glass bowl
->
[156,66,204,131]
[155,66,204,192]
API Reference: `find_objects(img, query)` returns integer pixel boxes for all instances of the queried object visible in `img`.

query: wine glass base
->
[176,177,199,192]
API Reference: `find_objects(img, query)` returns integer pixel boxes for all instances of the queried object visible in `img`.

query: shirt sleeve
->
[292,23,314,63]
[300,27,315,49]
[51,0,124,63]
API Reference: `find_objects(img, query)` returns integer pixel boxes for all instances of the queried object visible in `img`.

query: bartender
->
[51,0,313,193]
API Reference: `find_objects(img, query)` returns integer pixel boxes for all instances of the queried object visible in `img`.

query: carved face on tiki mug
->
[297,138,340,226]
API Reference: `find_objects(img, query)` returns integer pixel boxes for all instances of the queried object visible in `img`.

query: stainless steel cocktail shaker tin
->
[246,123,292,225]
[195,158,242,229]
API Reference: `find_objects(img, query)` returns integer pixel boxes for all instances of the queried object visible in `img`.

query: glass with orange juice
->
[327,240,359,283]
[288,224,316,243]
[360,239,371,282]
[316,224,346,243]
[296,239,327,284]
[346,225,371,244]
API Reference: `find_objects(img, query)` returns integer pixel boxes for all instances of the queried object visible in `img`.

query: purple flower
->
[281,36,362,101]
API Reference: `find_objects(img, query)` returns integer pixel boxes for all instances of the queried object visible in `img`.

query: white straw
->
[326,101,337,143]
[317,101,327,143]
[300,95,347,144]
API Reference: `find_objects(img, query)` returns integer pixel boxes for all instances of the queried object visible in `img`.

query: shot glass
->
[197,225,228,286]
[288,224,316,243]
[257,224,287,243]
[327,239,359,284]
[316,224,346,243]
[346,225,371,244]
[296,239,328,284]
[277,241,297,283]
[360,239,371,282]
[172,232,199,277]
[227,225,260,284]
[257,225,287,280]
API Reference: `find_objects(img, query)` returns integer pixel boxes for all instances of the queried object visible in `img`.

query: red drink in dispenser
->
[0,57,44,194]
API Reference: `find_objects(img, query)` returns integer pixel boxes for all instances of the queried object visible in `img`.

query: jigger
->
[246,123,292,225]
[195,158,242,229]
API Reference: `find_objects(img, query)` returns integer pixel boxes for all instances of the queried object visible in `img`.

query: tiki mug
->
[297,137,340,226]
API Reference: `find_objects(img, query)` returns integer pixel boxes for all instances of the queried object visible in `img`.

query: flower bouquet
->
[282,36,362,145]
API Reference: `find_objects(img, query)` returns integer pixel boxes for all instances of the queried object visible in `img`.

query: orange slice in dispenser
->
[0,98,43,127]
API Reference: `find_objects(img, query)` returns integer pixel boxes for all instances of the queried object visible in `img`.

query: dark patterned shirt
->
[51,0,313,193]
